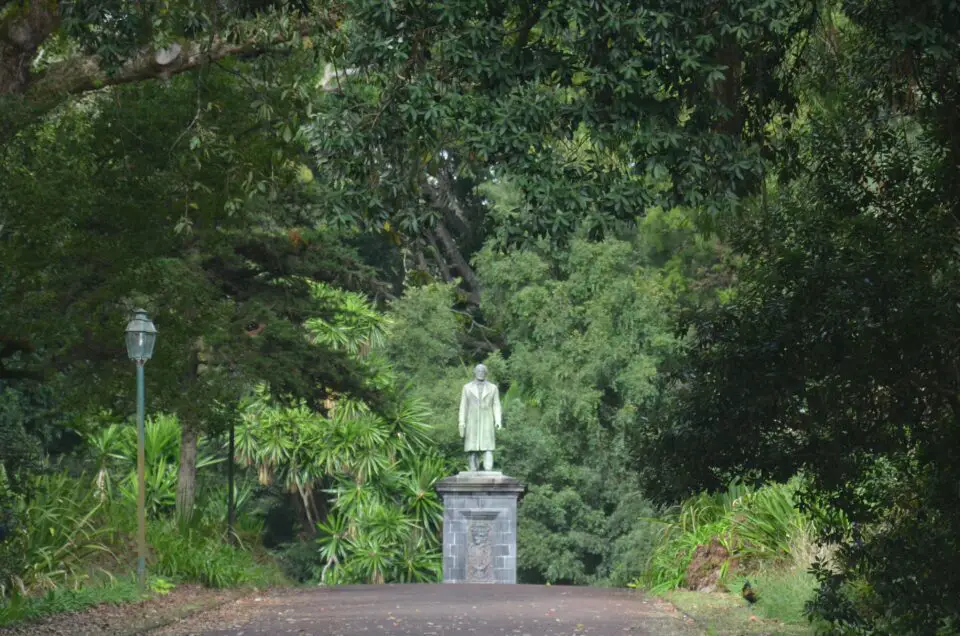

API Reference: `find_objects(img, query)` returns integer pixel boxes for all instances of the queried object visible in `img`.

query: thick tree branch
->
[437,170,472,227]
[27,32,344,100]
[30,39,261,98]
[422,174,482,304]
[425,231,453,280]
[513,1,544,53]
[434,220,481,305]
[1,1,348,106]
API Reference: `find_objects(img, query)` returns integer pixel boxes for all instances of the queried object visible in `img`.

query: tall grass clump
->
[637,478,823,593]
[0,469,283,599]
[1,412,285,605]
[0,471,116,597]
[727,568,821,624]
[94,463,284,589]
[149,518,283,588]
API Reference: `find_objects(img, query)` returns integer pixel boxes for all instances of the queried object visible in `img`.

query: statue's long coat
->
[459,380,502,451]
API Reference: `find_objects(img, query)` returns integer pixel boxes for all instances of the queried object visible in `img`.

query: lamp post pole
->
[125,308,157,591]
[227,420,235,545]
[136,360,147,588]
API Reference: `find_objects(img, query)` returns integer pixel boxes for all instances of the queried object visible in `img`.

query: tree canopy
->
[311,0,815,245]
[5,0,960,631]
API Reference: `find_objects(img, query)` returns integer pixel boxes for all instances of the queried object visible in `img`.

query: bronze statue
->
[458,364,502,471]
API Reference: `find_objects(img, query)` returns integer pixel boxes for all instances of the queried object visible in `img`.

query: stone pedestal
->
[435,471,525,584]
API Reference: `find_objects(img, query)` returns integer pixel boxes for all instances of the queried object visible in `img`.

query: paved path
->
[154,585,699,636]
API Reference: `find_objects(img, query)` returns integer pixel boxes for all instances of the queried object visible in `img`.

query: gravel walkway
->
[152,584,699,636]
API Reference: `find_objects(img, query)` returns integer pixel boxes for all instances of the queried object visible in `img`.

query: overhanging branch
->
[28,32,343,100]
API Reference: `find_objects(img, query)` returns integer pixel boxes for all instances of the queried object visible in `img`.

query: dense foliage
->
[641,4,960,632]
[383,218,713,585]
[236,285,447,584]
[5,0,960,633]
[314,0,814,243]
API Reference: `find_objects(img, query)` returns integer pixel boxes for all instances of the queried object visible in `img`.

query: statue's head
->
[474,364,487,381]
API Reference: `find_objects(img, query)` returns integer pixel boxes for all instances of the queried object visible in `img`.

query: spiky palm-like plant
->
[237,285,444,584]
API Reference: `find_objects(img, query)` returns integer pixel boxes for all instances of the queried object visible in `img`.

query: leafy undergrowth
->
[0,576,142,626]
[149,519,289,589]
[0,569,280,630]
[637,479,828,593]
[635,479,841,633]
[0,466,290,629]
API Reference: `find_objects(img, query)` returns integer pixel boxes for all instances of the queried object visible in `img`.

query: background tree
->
[644,3,960,631]
[384,200,722,585]
[0,60,386,521]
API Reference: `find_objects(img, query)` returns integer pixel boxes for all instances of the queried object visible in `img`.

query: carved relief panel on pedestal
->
[466,519,495,582]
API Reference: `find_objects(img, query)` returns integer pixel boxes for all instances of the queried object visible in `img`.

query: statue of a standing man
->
[459,364,502,471]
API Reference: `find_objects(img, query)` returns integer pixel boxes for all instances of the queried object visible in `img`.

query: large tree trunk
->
[297,483,315,529]
[176,425,199,524]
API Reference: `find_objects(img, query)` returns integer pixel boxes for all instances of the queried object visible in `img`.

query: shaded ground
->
[666,590,814,635]
[153,584,699,636]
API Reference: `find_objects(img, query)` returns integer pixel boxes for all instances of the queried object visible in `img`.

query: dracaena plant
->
[84,413,222,518]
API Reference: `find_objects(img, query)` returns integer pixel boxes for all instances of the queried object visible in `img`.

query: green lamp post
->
[125,309,157,589]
